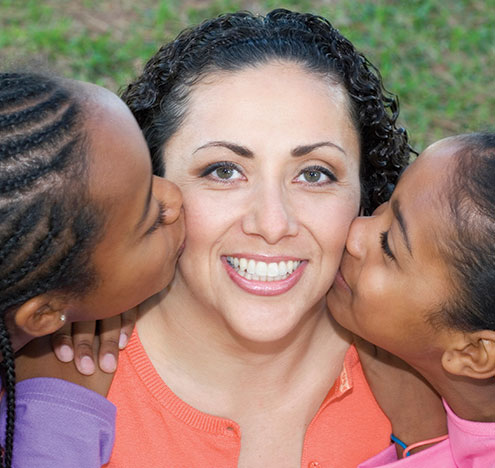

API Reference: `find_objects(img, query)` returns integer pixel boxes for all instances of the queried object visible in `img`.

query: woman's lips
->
[222,255,307,296]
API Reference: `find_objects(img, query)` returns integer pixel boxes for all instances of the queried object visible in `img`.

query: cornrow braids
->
[0,74,56,112]
[122,8,414,214]
[0,72,105,467]
[0,317,15,468]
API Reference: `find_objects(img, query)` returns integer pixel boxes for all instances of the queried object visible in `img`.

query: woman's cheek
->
[180,192,231,260]
[308,196,358,242]
[321,203,359,279]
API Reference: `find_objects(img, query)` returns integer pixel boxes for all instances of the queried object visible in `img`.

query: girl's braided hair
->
[122,9,414,214]
[0,72,104,467]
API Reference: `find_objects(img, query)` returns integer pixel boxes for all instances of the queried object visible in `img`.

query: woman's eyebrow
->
[291,141,347,157]
[193,140,347,159]
[392,199,412,255]
[193,141,254,157]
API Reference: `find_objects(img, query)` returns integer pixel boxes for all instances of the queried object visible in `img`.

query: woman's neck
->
[136,282,352,418]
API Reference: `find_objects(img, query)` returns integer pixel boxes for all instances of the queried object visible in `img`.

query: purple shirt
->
[359,400,495,468]
[1,378,115,468]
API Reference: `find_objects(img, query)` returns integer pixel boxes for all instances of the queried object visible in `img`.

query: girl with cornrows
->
[0,72,184,467]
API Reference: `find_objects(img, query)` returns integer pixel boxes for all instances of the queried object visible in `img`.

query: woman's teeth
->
[226,256,301,281]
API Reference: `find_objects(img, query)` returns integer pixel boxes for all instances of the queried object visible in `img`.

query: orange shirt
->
[105,330,390,468]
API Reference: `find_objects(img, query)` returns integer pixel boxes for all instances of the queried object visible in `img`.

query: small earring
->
[60,314,66,323]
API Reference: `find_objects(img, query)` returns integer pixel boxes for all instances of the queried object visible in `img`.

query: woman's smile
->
[223,255,307,296]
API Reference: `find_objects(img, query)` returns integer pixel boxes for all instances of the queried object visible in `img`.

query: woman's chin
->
[225,315,301,346]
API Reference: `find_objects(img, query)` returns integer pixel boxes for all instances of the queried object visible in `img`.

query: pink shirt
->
[105,330,391,467]
[359,400,495,468]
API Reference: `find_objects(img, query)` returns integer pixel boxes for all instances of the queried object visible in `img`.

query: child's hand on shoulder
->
[16,334,115,397]
[50,308,137,376]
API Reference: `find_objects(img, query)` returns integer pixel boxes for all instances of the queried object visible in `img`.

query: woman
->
[12,9,415,468]
[108,9,410,467]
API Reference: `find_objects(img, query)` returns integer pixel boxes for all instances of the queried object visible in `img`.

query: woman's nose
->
[242,184,298,244]
[153,176,183,224]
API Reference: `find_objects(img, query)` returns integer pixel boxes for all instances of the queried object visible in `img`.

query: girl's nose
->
[345,215,368,259]
[346,200,389,258]
[242,184,298,244]
[153,176,183,224]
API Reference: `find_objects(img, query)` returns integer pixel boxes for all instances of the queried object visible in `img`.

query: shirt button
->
[308,462,321,468]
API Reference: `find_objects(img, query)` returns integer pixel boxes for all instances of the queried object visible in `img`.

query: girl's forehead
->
[404,138,460,187]
[393,144,459,265]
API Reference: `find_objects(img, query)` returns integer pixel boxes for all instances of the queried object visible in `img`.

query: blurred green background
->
[1,0,493,151]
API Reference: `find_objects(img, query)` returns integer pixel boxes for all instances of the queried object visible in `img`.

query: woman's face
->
[163,62,361,342]
[327,139,457,362]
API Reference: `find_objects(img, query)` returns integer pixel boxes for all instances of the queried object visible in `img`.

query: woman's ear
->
[13,295,68,338]
[441,330,495,379]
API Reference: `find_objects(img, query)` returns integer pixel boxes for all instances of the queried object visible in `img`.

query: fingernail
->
[58,345,74,362]
[118,332,128,349]
[80,356,95,375]
[101,353,117,373]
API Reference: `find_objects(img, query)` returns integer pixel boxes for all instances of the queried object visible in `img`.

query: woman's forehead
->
[182,64,354,133]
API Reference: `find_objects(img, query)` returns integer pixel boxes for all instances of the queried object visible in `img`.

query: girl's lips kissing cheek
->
[178,241,186,256]
[334,267,351,294]
[222,255,307,296]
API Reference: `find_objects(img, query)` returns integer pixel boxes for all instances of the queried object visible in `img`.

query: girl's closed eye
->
[200,161,244,182]
[146,201,166,235]
[294,165,337,185]
[380,231,395,260]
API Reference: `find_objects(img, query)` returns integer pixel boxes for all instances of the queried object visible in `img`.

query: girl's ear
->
[441,330,495,379]
[13,295,68,338]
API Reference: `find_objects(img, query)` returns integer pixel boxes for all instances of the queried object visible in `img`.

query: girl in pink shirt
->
[328,132,495,467]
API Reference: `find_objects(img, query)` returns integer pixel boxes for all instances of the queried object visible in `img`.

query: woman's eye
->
[214,166,236,179]
[295,166,336,185]
[200,162,243,181]
[303,170,324,183]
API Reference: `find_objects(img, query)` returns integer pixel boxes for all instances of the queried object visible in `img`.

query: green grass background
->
[1,0,494,151]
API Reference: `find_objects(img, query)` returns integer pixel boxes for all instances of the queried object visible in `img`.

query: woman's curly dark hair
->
[122,9,413,214]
